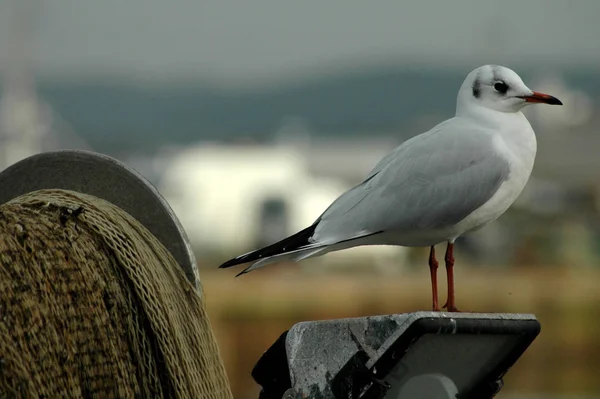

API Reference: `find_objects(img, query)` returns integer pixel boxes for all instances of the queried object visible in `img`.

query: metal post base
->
[253,312,540,399]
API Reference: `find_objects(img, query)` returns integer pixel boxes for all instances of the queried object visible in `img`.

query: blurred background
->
[1,0,599,398]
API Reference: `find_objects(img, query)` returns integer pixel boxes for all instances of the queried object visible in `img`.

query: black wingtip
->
[219,257,243,269]
[218,223,318,271]
[219,258,238,269]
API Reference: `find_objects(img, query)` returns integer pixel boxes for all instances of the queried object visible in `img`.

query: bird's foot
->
[442,302,461,312]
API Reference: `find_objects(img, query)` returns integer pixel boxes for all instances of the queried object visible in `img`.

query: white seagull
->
[219,65,562,312]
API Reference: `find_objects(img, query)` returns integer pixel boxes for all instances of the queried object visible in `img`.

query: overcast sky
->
[1,0,599,86]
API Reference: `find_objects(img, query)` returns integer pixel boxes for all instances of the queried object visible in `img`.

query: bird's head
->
[457,64,562,115]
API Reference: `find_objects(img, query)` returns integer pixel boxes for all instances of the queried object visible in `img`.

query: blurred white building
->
[158,143,409,272]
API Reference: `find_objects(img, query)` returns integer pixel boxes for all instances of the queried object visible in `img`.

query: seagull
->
[219,65,562,312]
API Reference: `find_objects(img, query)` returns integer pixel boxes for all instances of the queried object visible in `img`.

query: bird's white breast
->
[450,113,537,238]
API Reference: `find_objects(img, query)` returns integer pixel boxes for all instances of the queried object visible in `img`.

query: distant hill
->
[27,66,600,153]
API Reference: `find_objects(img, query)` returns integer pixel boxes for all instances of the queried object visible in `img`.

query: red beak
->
[519,91,563,105]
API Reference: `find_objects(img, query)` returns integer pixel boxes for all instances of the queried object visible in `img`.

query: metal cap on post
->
[254,312,541,399]
[0,150,200,290]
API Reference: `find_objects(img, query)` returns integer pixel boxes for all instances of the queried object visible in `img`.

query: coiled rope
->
[0,189,232,398]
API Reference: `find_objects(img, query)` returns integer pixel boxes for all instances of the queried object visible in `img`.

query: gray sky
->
[2,0,599,86]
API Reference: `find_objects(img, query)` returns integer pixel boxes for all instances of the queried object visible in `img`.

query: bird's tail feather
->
[219,223,383,277]
[235,245,329,276]
[219,223,318,270]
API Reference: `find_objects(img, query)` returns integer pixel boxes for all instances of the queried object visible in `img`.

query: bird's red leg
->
[443,242,461,312]
[428,245,440,311]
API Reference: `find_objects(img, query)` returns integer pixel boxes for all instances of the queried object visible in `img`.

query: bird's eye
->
[494,81,509,94]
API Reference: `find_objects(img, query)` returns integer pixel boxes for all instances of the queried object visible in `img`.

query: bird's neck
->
[456,103,529,132]
[458,106,537,167]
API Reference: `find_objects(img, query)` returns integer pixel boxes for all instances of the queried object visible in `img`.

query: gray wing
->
[313,118,511,242]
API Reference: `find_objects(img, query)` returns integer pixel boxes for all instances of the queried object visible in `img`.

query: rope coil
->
[0,189,232,398]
